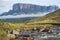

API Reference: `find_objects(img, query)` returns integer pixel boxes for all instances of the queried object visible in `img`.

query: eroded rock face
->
[13,3,59,13]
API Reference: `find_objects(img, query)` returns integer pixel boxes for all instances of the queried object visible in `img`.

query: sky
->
[0,0,60,14]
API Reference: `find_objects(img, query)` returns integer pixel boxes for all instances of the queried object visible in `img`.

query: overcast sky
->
[0,0,60,14]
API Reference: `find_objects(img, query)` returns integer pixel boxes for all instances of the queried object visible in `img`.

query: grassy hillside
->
[0,9,60,40]
[27,9,60,24]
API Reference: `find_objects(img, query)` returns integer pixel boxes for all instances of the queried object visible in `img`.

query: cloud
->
[2,0,9,1]
[2,0,18,2]
[0,13,48,19]
[0,0,18,13]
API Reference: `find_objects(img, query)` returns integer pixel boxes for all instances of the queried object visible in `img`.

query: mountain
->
[0,3,59,16]
[27,9,60,24]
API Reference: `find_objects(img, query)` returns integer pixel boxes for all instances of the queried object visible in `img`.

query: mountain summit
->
[0,3,59,16]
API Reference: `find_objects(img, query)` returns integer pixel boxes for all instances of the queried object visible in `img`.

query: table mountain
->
[0,3,59,16]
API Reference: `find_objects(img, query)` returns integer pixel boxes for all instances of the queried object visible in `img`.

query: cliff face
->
[0,3,59,16]
[13,3,59,13]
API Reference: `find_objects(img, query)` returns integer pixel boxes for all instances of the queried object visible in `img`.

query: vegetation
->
[0,9,60,40]
[27,9,60,24]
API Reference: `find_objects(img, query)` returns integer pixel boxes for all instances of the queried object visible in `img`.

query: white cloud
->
[0,0,18,13]
[2,0,18,2]
[0,13,48,19]
[1,0,9,1]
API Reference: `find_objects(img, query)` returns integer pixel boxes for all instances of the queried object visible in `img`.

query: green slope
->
[27,9,60,24]
[0,9,60,40]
